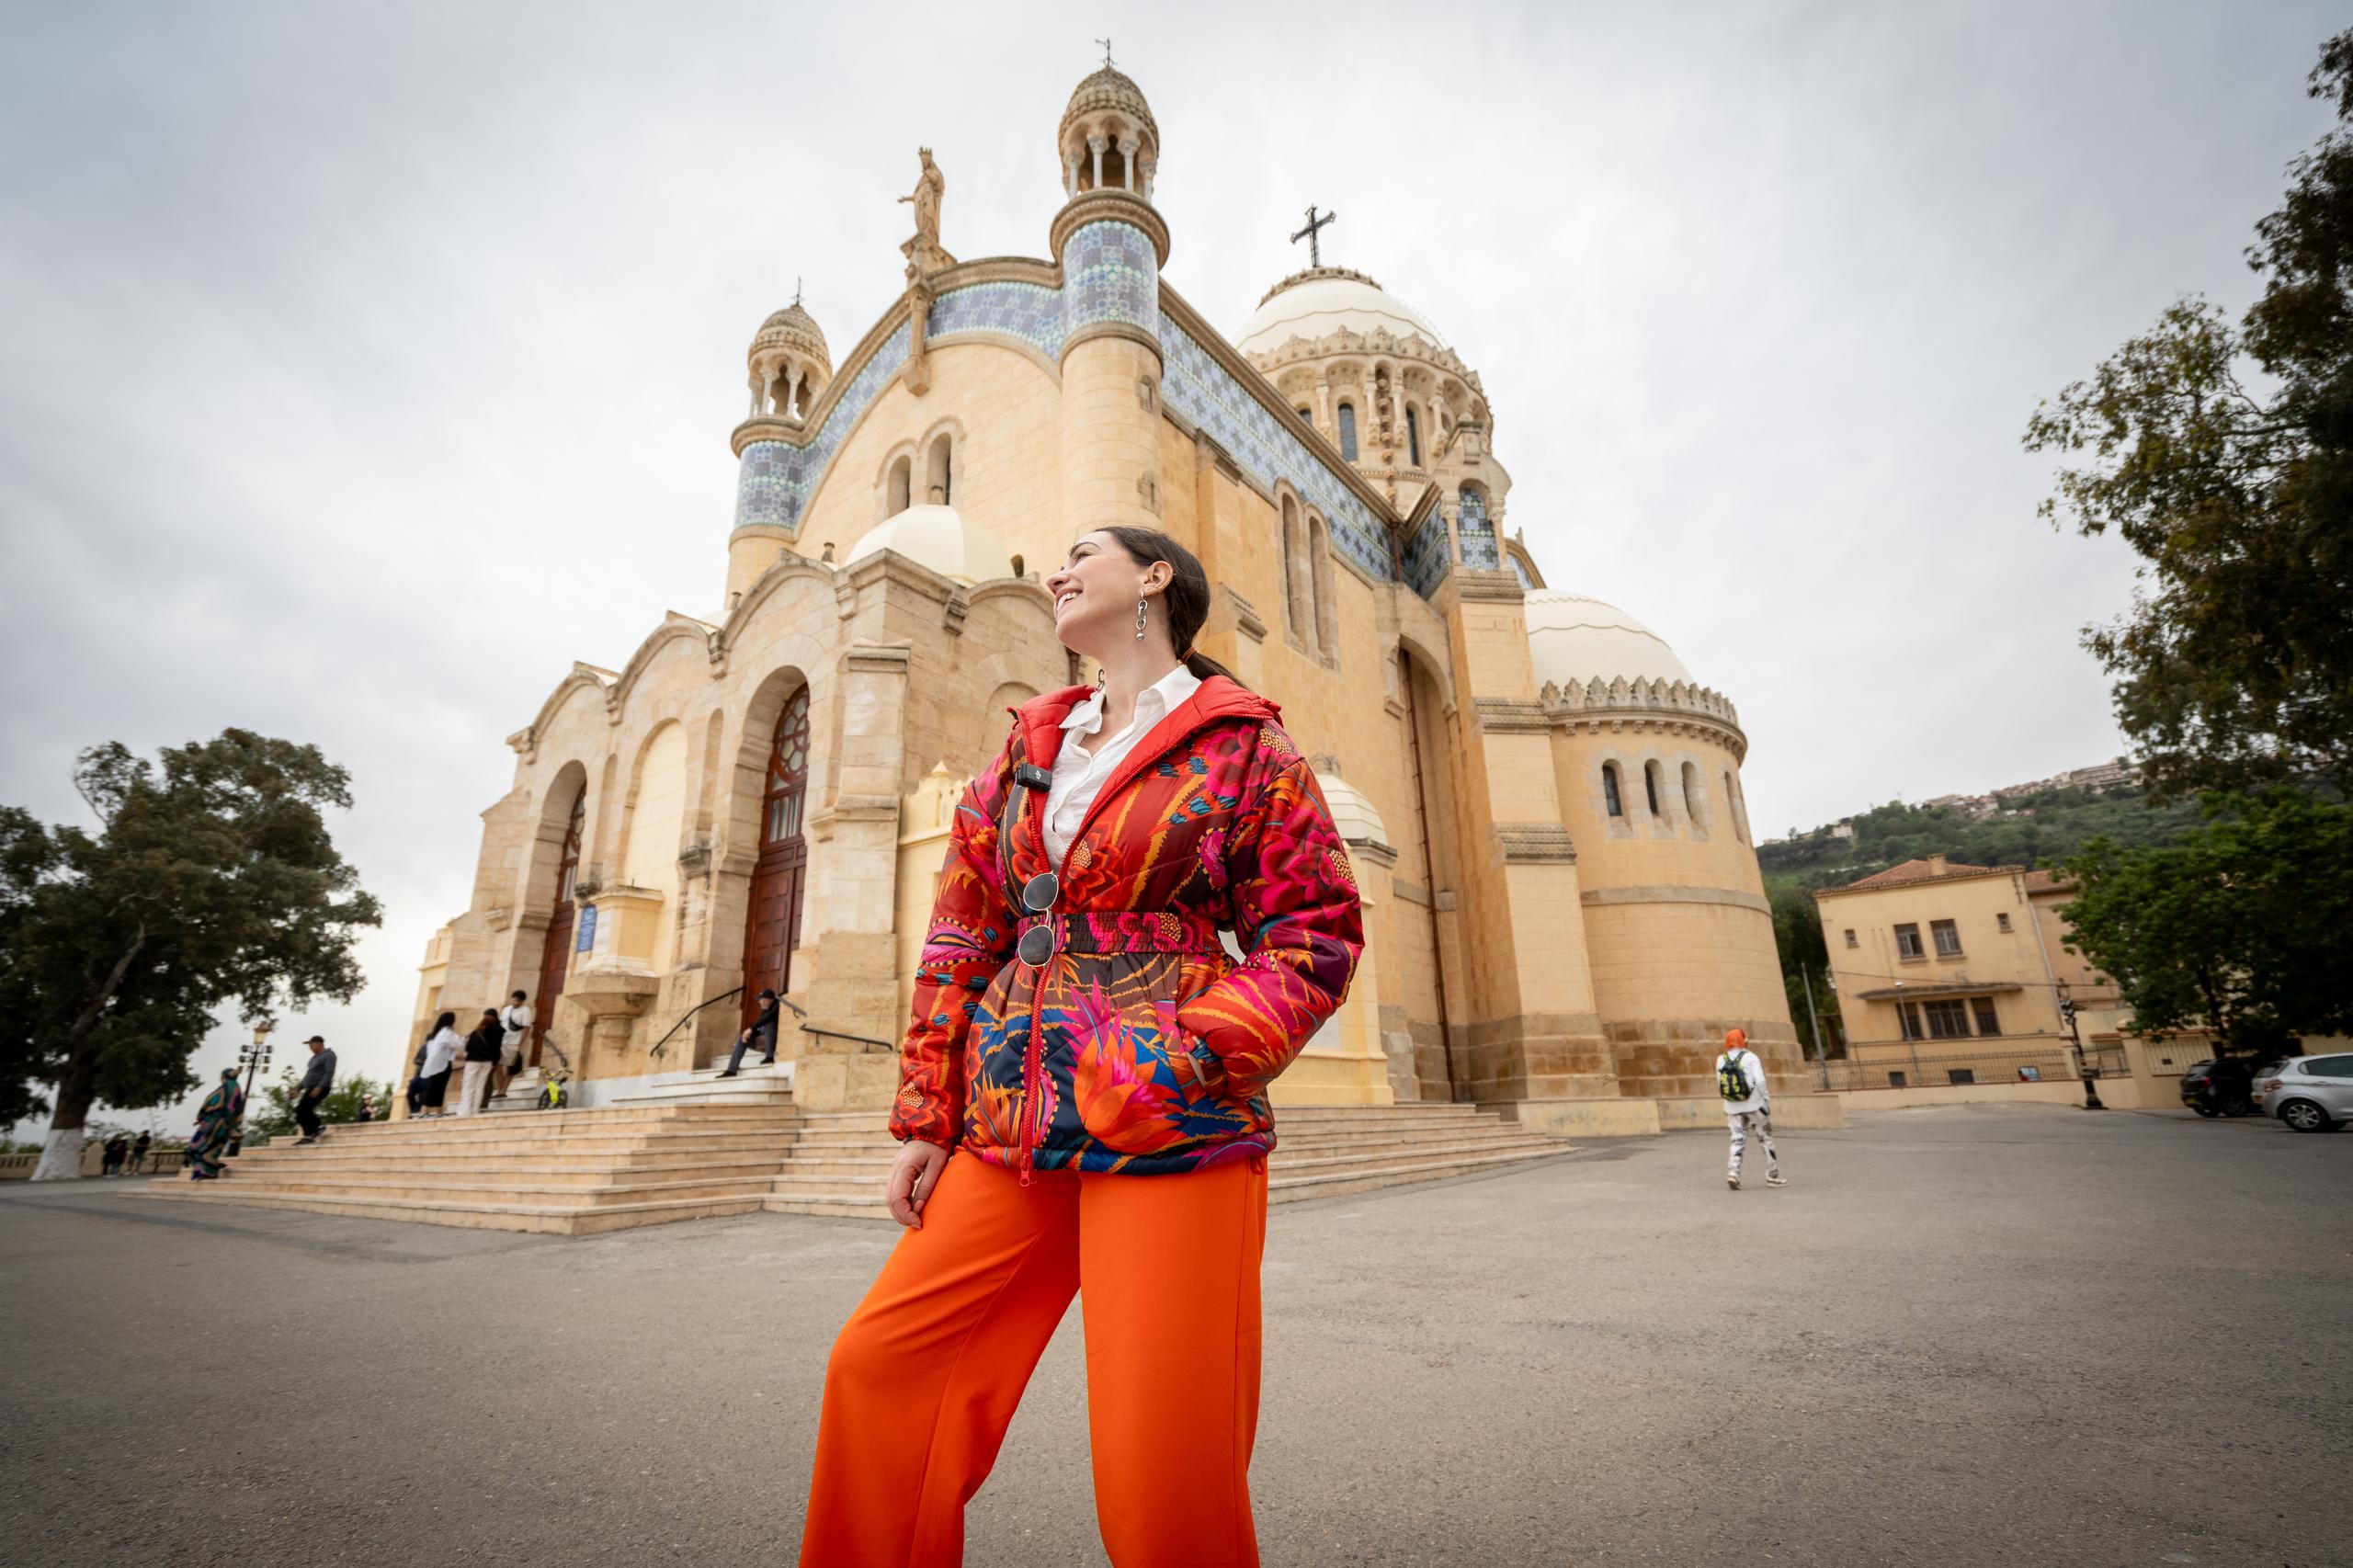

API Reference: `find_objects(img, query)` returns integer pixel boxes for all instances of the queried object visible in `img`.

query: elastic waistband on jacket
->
[1015,909,1222,960]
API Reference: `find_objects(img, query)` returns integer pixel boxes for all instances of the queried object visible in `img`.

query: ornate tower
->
[1051,62,1170,541]
[727,299,832,602]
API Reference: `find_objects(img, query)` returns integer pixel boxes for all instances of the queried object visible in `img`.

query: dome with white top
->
[1524,592,1694,689]
[1312,768,1392,854]
[1235,267,1449,357]
[844,504,1015,586]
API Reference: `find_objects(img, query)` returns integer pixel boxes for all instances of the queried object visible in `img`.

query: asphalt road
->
[2,1104,2346,1568]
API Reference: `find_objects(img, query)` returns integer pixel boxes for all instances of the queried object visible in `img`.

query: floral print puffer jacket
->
[889,676,1365,1176]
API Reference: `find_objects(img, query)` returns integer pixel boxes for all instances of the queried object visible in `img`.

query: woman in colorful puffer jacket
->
[800,526,1365,1567]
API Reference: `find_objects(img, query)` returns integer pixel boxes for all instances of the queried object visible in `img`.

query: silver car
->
[2255,1054,2353,1133]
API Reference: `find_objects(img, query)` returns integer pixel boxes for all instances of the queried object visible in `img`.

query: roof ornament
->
[1096,36,1114,68]
[1290,204,1336,267]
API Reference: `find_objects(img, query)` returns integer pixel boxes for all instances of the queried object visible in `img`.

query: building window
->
[1843,928,1858,948]
[926,434,953,506]
[1602,762,1625,819]
[887,455,912,515]
[1296,405,1312,423]
[1894,923,1925,960]
[1923,999,1971,1039]
[1405,405,1422,467]
[1996,912,2013,932]
[1643,760,1665,819]
[1680,761,1703,827]
[1337,403,1358,460]
[1280,495,1312,650]
[1949,1068,1977,1085]
[1898,1002,1924,1040]
[1931,919,1962,957]
[1307,513,1338,661]
[1971,996,2001,1036]
[1889,1070,1909,1088]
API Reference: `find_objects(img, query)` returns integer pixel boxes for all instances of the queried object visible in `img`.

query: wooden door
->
[741,687,811,1031]
[532,794,585,1067]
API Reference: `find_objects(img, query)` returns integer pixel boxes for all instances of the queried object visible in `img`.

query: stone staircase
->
[131,1098,1574,1234]
[764,1102,1577,1220]
[131,1102,801,1235]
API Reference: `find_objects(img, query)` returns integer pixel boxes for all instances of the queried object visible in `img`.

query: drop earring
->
[1134,597,1148,640]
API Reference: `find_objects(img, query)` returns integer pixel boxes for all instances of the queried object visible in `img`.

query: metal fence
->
[1800,1044,2129,1093]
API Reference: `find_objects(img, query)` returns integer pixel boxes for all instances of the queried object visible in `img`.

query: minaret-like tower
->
[727,298,832,602]
[1051,61,1169,541]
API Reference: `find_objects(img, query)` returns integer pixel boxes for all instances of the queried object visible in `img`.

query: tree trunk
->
[28,1058,98,1182]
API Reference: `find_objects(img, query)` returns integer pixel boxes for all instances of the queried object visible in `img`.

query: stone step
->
[220,1173,780,1208]
[208,1156,797,1187]
[237,1129,801,1162]
[138,1183,765,1235]
[1267,1144,1580,1202]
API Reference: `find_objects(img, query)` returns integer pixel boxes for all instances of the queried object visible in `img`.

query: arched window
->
[530,790,585,1067]
[887,456,912,515]
[1296,405,1313,423]
[1725,768,1751,845]
[1602,762,1625,820]
[1405,405,1422,468]
[1457,483,1497,569]
[1308,514,1337,661]
[926,434,952,506]
[1281,495,1313,651]
[742,687,813,1029]
[1643,759,1665,819]
[1337,403,1358,461]
[1681,761,1703,827]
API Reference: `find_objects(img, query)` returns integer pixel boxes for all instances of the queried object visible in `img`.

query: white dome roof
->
[1524,592,1694,688]
[1313,768,1391,852]
[844,504,1015,586]
[1235,270,1448,357]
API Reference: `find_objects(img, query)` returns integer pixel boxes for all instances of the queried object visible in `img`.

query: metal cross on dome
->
[1096,37,1113,68]
[1291,204,1336,267]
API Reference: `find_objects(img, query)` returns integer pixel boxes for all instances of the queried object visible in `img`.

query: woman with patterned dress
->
[800,528,1365,1567]
[184,1067,244,1180]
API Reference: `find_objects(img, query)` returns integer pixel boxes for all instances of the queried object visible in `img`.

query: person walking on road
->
[798,527,1366,1567]
[1718,1027,1785,1190]
[495,990,533,1098]
[717,989,780,1077]
[185,1068,244,1180]
[292,1034,337,1144]
[458,1008,502,1117]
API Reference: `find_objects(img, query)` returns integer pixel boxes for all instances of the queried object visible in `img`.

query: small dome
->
[1313,768,1392,853]
[1060,65,1157,147]
[843,504,1015,587]
[1524,591,1695,688]
[1236,268,1448,357]
[750,302,829,371]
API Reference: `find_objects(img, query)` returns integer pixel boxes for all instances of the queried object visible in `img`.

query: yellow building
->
[409,64,1837,1138]
[1815,856,2126,1087]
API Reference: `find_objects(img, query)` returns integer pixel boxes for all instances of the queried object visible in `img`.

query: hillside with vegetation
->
[1757,785,2204,891]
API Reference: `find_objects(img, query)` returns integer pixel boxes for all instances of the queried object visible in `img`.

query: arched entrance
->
[740,686,811,1031]
[532,792,585,1067]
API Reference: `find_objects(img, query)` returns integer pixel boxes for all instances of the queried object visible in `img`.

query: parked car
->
[2255,1054,2353,1133]
[2179,1059,2258,1118]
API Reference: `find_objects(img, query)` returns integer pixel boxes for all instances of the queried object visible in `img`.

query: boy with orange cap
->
[1716,1028,1785,1189]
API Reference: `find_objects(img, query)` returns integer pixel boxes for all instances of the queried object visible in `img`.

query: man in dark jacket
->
[293,1035,337,1145]
[717,990,781,1077]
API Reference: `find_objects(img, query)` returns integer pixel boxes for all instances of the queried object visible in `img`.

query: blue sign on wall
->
[574,903,597,954]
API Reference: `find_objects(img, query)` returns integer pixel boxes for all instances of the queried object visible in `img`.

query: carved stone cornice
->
[729,415,803,458]
[1472,697,1550,733]
[1495,824,1579,864]
[1223,585,1267,642]
[1541,676,1748,761]
[1453,570,1525,604]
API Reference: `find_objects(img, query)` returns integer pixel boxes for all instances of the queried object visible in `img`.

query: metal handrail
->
[801,1024,895,1053]
[648,987,744,1062]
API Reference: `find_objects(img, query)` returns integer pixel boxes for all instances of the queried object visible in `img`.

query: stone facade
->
[407,64,1833,1134]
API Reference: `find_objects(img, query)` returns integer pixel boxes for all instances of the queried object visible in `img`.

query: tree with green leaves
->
[0,730,380,1180]
[2024,30,2353,798]
[246,1069,391,1141]
[1764,879,1843,1055]
[2058,790,2353,1059]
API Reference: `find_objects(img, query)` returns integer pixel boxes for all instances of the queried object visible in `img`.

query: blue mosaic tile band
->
[1156,312,1393,585]
[928,281,1064,357]
[1063,221,1158,339]
[733,330,914,532]
[1457,487,1499,571]
[1509,551,1534,591]
[1403,513,1452,598]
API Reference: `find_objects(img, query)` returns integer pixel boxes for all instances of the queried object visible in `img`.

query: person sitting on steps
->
[717,988,779,1077]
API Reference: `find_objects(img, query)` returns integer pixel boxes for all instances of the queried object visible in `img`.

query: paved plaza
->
[3,1104,2347,1567]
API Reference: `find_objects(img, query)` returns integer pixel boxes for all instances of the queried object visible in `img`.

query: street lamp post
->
[230,1019,276,1156]
[2058,985,2101,1110]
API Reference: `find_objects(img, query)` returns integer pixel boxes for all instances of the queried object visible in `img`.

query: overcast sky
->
[3,0,2339,1133]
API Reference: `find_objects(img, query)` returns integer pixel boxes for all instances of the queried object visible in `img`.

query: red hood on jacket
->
[1010,675,1280,775]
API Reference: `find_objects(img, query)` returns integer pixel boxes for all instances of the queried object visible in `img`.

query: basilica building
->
[409,64,1835,1139]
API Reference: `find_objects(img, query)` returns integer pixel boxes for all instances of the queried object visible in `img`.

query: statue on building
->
[899,148,945,255]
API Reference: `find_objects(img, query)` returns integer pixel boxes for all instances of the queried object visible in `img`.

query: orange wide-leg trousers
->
[799,1150,1269,1567]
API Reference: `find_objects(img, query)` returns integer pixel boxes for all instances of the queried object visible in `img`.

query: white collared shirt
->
[1043,664,1202,868]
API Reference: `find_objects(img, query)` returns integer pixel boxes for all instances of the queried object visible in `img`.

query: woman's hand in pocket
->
[887,1140,950,1229]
